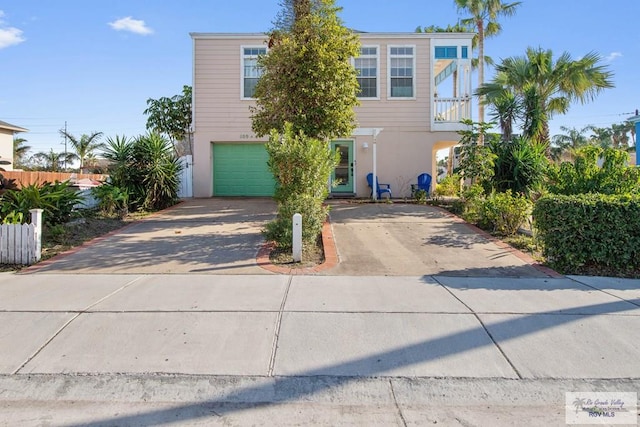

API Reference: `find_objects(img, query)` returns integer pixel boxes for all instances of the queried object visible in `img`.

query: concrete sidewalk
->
[0,272,638,425]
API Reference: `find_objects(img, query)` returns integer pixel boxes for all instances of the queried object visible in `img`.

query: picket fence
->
[0,209,43,265]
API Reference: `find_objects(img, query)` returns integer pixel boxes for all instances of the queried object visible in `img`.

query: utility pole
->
[63,121,67,170]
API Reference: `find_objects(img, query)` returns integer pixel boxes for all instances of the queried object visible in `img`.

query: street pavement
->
[1,199,639,426]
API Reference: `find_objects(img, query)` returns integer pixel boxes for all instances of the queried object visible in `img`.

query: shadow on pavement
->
[70,297,640,426]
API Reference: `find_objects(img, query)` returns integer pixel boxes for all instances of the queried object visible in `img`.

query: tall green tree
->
[32,149,77,172]
[144,85,193,156]
[455,0,521,127]
[59,130,104,172]
[251,0,360,140]
[12,137,31,168]
[476,47,614,145]
[550,125,591,162]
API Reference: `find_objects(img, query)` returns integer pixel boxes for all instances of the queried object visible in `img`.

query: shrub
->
[101,133,182,212]
[460,184,486,225]
[0,181,82,225]
[480,190,531,236]
[264,123,339,249]
[434,174,461,197]
[413,189,428,204]
[489,136,548,196]
[533,194,640,274]
[91,183,129,218]
[547,146,640,195]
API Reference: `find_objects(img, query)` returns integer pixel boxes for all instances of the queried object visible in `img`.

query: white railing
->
[0,209,43,265]
[433,96,471,123]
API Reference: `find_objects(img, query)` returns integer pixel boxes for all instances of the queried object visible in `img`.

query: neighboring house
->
[0,120,28,171]
[190,32,473,198]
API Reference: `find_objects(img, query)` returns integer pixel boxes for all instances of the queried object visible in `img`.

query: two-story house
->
[190,31,473,198]
[0,120,28,171]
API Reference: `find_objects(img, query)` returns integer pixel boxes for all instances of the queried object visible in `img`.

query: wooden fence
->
[0,209,43,265]
[1,171,107,189]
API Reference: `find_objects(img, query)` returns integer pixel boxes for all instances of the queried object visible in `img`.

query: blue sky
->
[1,0,638,156]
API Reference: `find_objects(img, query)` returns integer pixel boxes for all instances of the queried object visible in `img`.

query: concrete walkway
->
[0,272,639,425]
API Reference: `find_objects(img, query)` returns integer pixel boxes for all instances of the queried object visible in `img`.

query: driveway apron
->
[323,202,548,277]
[32,198,277,274]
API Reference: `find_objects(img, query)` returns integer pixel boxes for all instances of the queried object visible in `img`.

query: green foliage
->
[413,189,428,204]
[533,194,640,274]
[0,181,82,225]
[455,120,498,186]
[2,211,24,224]
[460,184,486,224]
[480,190,531,236]
[434,174,461,197]
[59,130,104,172]
[263,124,339,248]
[100,133,182,212]
[547,146,640,195]
[144,85,193,156]
[91,183,129,218]
[489,135,548,196]
[251,0,360,140]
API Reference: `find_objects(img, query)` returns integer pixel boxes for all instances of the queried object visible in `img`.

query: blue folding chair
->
[366,173,392,199]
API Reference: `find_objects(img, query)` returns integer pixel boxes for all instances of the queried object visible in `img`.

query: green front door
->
[213,144,275,196]
[331,140,354,193]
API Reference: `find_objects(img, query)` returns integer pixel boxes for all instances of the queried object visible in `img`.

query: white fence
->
[178,155,193,198]
[0,209,43,265]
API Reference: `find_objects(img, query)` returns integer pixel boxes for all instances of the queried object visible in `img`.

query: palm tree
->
[476,47,614,146]
[13,137,31,167]
[588,126,613,149]
[455,0,521,127]
[59,130,104,172]
[551,126,590,162]
[611,122,631,150]
[33,149,78,172]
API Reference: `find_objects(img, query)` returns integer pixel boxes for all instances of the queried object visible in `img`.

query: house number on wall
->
[239,133,256,139]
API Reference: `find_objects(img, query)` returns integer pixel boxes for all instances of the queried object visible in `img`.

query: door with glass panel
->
[330,140,354,194]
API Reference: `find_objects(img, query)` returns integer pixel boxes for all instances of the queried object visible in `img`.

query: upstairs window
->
[242,47,266,99]
[354,46,378,98]
[389,46,415,98]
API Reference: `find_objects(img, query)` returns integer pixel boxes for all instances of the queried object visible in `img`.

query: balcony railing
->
[433,96,471,123]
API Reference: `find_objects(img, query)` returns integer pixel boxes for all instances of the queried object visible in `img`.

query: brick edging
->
[432,205,563,278]
[256,220,339,275]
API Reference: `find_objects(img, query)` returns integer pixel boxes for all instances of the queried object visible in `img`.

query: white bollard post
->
[29,209,43,263]
[292,213,302,262]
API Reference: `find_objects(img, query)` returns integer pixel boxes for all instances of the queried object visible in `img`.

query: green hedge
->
[533,194,640,274]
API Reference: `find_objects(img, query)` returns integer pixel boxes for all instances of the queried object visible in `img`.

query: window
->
[389,46,415,98]
[354,46,378,98]
[242,47,266,99]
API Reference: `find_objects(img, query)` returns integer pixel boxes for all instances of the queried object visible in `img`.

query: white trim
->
[387,44,416,100]
[191,37,196,134]
[352,45,380,100]
[190,32,473,40]
[240,45,267,100]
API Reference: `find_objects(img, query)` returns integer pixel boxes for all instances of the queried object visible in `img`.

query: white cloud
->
[108,16,153,35]
[0,10,26,49]
[606,52,622,62]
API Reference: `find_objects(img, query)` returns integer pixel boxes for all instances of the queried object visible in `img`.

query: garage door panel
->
[213,144,276,196]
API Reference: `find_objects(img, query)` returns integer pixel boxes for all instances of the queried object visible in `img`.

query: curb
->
[432,205,563,278]
[256,220,339,275]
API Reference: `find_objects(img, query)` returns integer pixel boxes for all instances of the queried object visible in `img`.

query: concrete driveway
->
[32,198,277,275]
[33,198,549,276]
[324,202,550,277]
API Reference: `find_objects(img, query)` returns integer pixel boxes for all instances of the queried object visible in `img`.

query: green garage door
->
[213,143,276,196]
